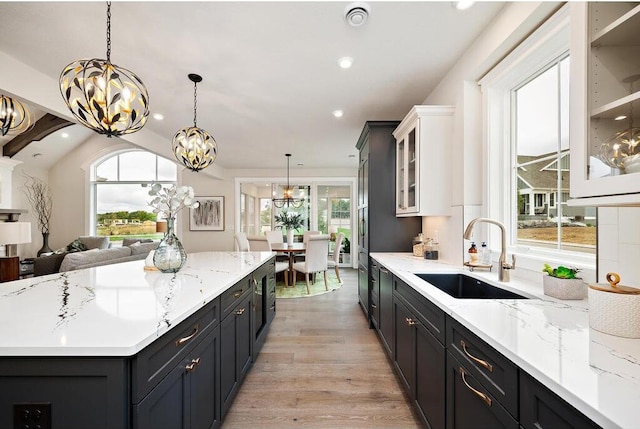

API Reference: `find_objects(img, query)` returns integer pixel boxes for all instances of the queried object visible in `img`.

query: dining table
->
[270,242,305,286]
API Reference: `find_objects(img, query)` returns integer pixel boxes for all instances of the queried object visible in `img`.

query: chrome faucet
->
[463,217,515,282]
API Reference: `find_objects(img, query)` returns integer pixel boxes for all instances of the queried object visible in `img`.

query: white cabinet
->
[570,2,640,206]
[393,105,454,216]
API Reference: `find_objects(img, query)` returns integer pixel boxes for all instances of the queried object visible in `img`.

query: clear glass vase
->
[153,218,187,273]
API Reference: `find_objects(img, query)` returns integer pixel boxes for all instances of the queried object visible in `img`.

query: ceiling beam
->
[3,113,73,158]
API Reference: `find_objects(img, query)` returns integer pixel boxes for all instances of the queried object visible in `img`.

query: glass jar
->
[424,238,439,260]
[412,234,424,257]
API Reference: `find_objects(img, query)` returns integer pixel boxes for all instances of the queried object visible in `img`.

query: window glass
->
[120,151,156,181]
[96,156,117,182]
[514,56,596,253]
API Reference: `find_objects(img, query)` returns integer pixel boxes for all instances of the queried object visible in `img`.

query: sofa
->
[33,236,158,276]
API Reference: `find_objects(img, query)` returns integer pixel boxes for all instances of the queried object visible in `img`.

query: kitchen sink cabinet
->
[393,278,446,429]
[569,2,640,204]
[393,106,454,216]
[356,121,422,324]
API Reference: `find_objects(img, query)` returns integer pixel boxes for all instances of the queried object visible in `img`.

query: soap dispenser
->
[468,242,478,264]
[480,242,490,265]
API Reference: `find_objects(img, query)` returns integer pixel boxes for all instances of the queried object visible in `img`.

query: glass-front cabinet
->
[570,2,640,205]
[394,105,454,217]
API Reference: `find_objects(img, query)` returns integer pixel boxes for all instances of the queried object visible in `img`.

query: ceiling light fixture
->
[153,113,164,121]
[0,95,32,136]
[172,73,217,172]
[345,2,370,27]
[59,1,149,137]
[338,57,354,69]
[61,132,69,138]
[453,1,475,10]
[333,110,344,118]
[272,154,304,209]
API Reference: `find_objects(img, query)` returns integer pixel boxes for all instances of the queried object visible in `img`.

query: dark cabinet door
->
[220,293,253,418]
[190,329,221,429]
[358,263,369,319]
[358,146,369,208]
[135,329,221,429]
[520,372,601,429]
[393,298,414,394]
[378,266,394,357]
[447,353,518,429]
[415,322,445,429]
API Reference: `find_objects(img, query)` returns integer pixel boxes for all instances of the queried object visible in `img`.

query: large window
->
[91,151,177,242]
[481,6,596,263]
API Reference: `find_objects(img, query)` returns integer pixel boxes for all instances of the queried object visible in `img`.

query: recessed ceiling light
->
[453,1,475,10]
[333,110,344,118]
[153,113,164,120]
[61,132,69,138]
[338,57,354,69]
[615,115,627,121]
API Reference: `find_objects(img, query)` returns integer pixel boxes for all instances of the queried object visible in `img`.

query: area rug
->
[276,274,342,298]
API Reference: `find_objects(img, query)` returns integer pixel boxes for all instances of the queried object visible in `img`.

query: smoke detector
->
[344,2,370,27]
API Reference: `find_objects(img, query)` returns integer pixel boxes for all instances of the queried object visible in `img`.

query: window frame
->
[479,5,595,270]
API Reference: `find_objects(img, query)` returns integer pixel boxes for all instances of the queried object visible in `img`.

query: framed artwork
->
[189,196,224,231]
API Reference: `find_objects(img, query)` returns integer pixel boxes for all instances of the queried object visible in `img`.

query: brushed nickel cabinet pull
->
[460,340,493,372]
[252,278,258,286]
[236,308,246,316]
[405,317,416,326]
[233,289,243,298]
[380,268,389,274]
[176,324,199,347]
[185,357,201,372]
[371,278,377,283]
[459,367,492,406]
[371,303,377,309]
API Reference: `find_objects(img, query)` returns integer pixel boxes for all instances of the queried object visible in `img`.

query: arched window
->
[91,150,177,243]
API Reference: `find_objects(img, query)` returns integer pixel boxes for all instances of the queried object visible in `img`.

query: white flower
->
[148,183,199,219]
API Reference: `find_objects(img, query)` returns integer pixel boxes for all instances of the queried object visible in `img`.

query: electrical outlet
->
[13,403,51,429]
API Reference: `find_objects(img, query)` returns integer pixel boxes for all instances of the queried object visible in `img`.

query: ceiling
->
[0,1,504,171]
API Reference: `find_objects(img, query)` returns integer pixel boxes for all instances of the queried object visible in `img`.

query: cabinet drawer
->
[447,316,518,417]
[393,277,445,343]
[520,371,601,429]
[447,352,518,429]
[222,275,252,318]
[370,291,380,328]
[132,298,220,403]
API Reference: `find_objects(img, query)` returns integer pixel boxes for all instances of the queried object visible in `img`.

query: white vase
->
[287,229,294,246]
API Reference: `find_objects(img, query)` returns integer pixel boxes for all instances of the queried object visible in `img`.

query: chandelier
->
[172,74,217,172]
[0,95,32,136]
[272,154,305,208]
[59,1,149,137]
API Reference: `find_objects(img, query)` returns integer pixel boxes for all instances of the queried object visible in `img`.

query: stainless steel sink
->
[414,273,529,299]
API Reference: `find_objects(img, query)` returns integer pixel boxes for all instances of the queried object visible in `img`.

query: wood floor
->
[222,268,422,429]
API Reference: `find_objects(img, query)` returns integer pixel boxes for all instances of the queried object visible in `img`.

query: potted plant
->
[274,212,304,245]
[542,264,586,300]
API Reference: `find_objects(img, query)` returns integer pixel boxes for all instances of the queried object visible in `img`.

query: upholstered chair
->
[327,232,344,284]
[292,234,330,294]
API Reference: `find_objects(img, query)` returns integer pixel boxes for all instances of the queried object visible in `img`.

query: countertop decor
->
[371,252,640,429]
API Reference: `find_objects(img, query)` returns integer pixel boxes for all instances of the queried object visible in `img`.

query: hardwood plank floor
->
[222,268,422,429]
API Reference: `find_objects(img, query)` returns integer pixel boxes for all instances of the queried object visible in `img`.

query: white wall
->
[419,2,562,266]
[598,207,640,287]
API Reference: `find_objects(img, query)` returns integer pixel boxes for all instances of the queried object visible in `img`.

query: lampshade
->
[272,154,305,208]
[156,220,168,234]
[0,95,33,136]
[0,222,32,245]
[172,74,217,172]
[59,2,149,137]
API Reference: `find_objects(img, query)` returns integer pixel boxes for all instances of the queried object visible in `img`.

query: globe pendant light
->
[172,74,218,172]
[0,95,32,136]
[272,154,304,208]
[59,2,149,137]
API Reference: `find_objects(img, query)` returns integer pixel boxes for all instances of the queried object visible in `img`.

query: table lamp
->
[0,221,31,282]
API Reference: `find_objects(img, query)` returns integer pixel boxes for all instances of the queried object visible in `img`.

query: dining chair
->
[247,235,289,286]
[234,232,249,251]
[294,230,321,262]
[292,234,330,294]
[327,232,345,284]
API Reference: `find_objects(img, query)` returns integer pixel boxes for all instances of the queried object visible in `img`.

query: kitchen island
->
[0,251,276,429]
[371,252,640,429]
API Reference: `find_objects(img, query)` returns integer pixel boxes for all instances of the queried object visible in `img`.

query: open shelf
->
[591,90,640,119]
[591,4,640,46]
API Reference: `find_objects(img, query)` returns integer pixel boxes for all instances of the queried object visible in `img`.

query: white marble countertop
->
[0,251,274,357]
[371,252,640,429]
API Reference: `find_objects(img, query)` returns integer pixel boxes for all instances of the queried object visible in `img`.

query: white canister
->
[589,272,640,339]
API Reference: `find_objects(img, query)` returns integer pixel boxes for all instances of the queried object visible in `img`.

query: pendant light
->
[171,73,218,172]
[0,95,32,136]
[598,74,640,174]
[272,154,305,208]
[59,1,149,137]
